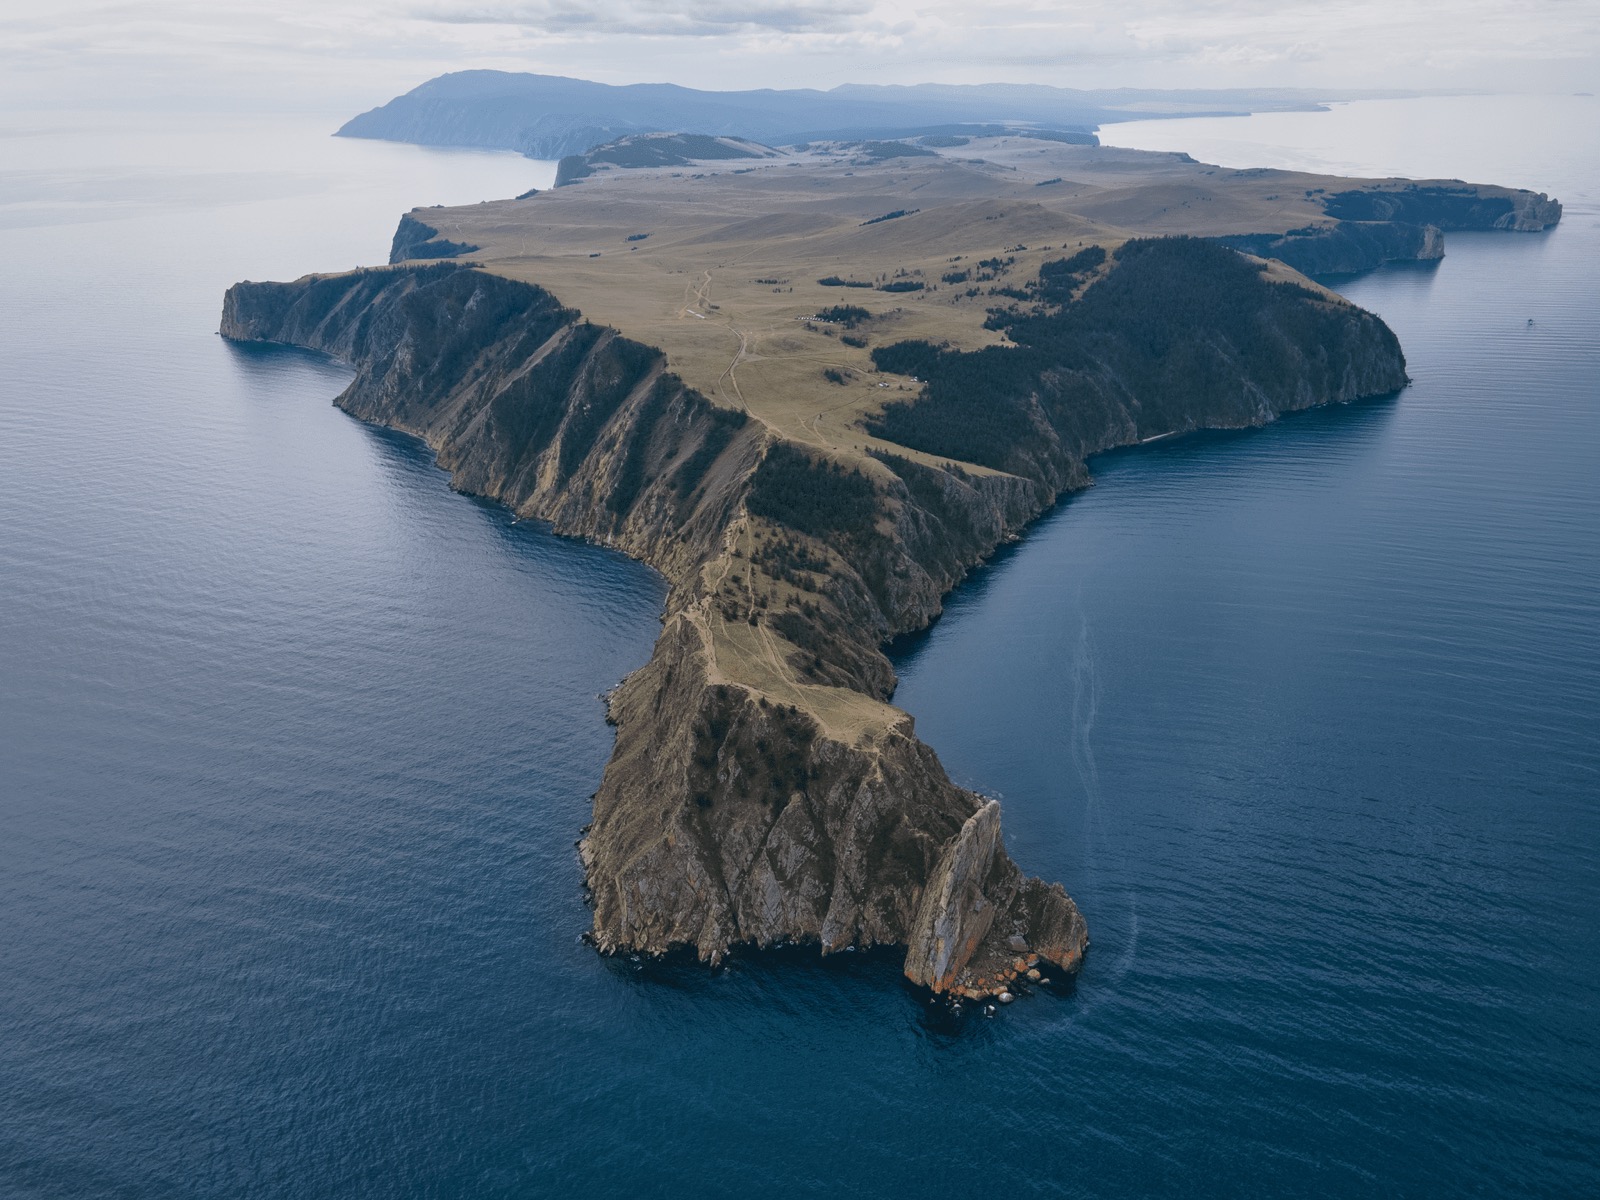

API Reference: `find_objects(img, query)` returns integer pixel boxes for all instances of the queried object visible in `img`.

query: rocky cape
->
[1216,182,1561,275]
[221,232,1414,1001]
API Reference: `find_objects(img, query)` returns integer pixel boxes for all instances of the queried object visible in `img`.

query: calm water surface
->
[2,98,1597,1197]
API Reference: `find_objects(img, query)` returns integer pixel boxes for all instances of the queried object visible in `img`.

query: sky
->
[2,1,1596,115]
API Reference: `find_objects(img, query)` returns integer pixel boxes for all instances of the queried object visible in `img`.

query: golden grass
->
[421,137,1411,467]
[402,138,1422,740]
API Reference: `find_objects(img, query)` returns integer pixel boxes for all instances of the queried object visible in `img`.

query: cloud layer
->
[3,1,1595,111]
[416,2,876,36]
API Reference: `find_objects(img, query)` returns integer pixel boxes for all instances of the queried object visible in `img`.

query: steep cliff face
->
[588,625,978,959]
[1218,221,1445,276]
[866,238,1409,483]
[221,239,1406,1001]
[220,264,752,579]
[389,215,479,262]
[1323,183,1562,231]
[1213,182,1560,276]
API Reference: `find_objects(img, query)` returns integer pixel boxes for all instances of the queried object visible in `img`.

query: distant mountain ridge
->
[336,71,1414,160]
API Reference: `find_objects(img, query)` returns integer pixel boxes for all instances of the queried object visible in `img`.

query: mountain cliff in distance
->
[335,71,1421,160]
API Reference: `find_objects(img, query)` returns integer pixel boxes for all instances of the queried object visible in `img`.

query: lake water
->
[2,97,1596,1197]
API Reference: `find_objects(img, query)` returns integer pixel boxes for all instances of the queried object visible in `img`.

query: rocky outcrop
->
[1323,183,1562,231]
[1214,182,1559,277]
[552,156,594,188]
[590,645,975,958]
[905,801,1005,989]
[1500,190,1564,231]
[904,801,1088,996]
[1217,220,1444,275]
[221,239,1408,1001]
[388,214,479,263]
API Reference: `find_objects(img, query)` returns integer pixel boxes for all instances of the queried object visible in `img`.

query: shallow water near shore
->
[3,97,1598,1197]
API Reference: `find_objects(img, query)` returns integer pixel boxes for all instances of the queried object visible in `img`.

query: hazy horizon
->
[3,1,1596,117]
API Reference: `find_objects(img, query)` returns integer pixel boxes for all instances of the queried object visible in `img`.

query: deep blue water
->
[3,98,1597,1197]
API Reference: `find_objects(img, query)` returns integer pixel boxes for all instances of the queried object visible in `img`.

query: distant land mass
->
[336,71,1428,160]
[229,129,1558,1004]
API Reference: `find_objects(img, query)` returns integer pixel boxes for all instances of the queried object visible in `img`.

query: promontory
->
[221,131,1558,1001]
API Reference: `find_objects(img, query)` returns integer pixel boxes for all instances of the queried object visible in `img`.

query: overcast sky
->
[3,1,1596,114]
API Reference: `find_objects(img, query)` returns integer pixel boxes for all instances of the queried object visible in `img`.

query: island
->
[222,131,1558,1002]
[334,70,1427,161]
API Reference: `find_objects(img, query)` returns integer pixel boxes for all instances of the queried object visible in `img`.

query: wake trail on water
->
[1070,609,1101,817]
[1064,602,1138,997]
